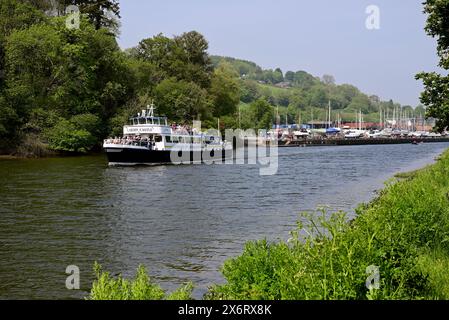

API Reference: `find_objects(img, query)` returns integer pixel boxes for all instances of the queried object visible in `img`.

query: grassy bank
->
[90,149,449,300]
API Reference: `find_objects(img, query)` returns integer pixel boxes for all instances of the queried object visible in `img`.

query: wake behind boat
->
[103,104,233,166]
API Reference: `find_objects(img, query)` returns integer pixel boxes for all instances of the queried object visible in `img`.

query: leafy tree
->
[346,94,373,113]
[210,62,240,117]
[135,31,213,89]
[284,71,295,82]
[55,0,120,30]
[293,71,317,89]
[6,15,132,115]
[70,113,101,137]
[309,86,328,108]
[322,74,335,85]
[153,78,211,121]
[0,0,46,88]
[2,13,133,152]
[276,90,291,107]
[250,98,273,130]
[45,119,96,153]
[416,0,449,131]
[289,92,306,110]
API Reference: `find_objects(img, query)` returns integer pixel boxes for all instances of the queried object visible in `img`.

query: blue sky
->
[117,0,441,107]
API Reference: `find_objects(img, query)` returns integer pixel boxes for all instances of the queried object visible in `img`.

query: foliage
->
[416,0,449,132]
[0,0,430,156]
[89,263,193,300]
[0,4,133,152]
[249,98,274,130]
[212,55,422,126]
[134,31,213,89]
[210,62,241,117]
[153,78,211,121]
[53,0,120,31]
[45,118,96,153]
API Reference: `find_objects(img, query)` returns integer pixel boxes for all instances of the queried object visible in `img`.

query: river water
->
[1,142,448,299]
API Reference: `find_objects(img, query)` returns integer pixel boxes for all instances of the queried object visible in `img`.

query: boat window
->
[165,136,172,143]
[155,135,162,143]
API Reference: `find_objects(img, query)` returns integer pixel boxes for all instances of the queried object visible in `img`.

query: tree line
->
[0,0,243,154]
[0,0,442,156]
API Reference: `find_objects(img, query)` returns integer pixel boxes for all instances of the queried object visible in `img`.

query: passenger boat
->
[103,104,233,166]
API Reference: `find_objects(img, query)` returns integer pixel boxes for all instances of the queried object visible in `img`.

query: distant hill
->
[211,55,424,124]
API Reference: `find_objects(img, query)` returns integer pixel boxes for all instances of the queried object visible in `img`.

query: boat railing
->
[104,139,154,149]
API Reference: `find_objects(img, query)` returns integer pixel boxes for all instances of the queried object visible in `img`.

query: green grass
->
[89,149,449,300]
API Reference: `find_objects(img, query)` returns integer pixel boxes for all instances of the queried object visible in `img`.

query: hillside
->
[211,55,425,124]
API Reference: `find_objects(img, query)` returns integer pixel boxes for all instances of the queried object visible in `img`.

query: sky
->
[117,0,442,107]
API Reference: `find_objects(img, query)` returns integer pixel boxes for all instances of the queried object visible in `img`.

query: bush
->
[89,263,193,300]
[69,113,101,137]
[45,120,96,153]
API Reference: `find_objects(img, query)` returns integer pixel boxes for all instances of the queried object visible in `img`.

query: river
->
[1,142,448,299]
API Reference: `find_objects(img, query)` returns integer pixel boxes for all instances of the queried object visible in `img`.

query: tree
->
[5,16,132,117]
[346,94,373,113]
[274,68,284,82]
[210,62,240,117]
[293,71,317,89]
[45,118,96,153]
[416,0,449,132]
[240,80,261,103]
[135,31,213,89]
[57,0,120,30]
[2,14,133,152]
[309,86,328,108]
[250,98,273,130]
[153,78,211,121]
[0,0,46,88]
[322,74,335,85]
[285,71,295,82]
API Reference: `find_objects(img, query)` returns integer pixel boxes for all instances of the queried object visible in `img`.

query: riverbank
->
[90,148,449,300]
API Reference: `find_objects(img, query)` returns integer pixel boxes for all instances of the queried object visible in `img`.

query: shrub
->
[45,120,96,153]
[89,263,193,300]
